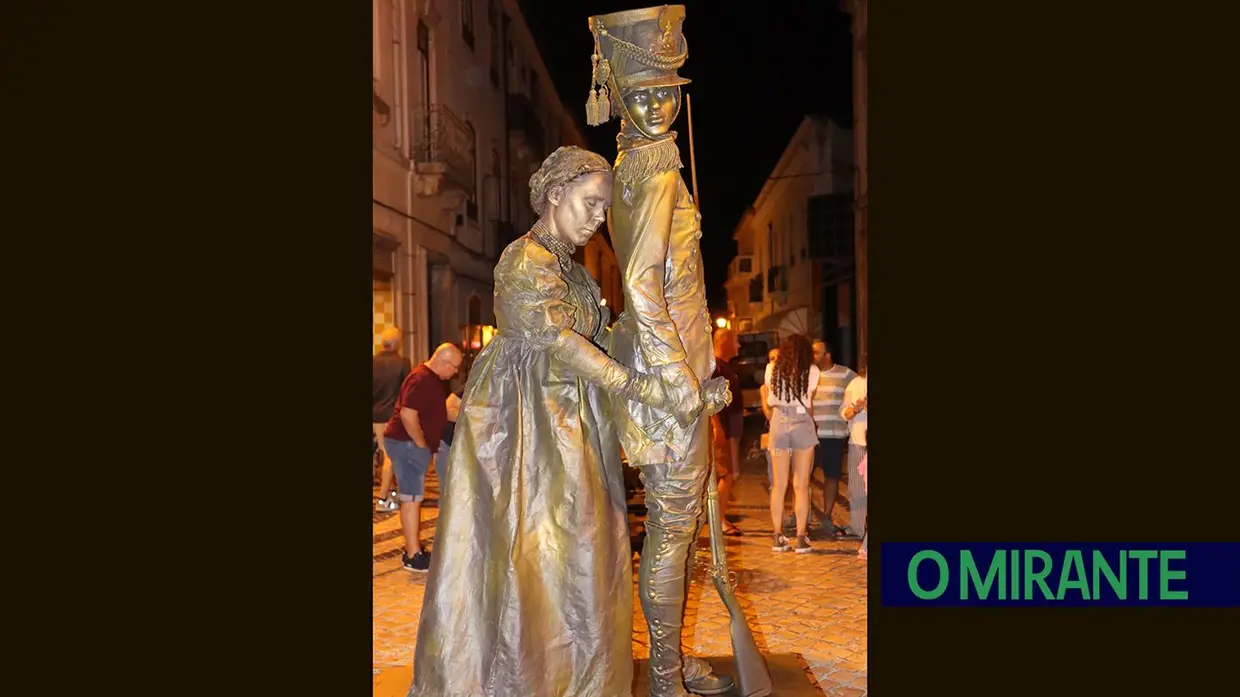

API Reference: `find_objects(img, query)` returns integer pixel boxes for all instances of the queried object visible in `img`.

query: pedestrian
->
[841,369,868,542]
[433,384,463,485]
[383,342,462,572]
[761,346,779,489]
[811,339,858,537]
[857,444,868,560]
[372,327,409,512]
[711,326,743,535]
[766,334,820,554]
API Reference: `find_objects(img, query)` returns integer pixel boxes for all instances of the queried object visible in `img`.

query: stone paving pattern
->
[374,424,867,696]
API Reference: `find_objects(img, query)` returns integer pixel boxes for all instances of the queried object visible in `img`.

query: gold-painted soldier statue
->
[587,6,771,696]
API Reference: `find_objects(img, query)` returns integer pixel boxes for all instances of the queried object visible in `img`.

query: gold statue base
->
[633,653,826,696]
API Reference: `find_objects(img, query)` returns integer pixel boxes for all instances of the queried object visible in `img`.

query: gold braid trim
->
[614,134,682,190]
[606,32,688,71]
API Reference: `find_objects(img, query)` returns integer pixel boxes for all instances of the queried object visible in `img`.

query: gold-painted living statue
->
[587,5,772,697]
[408,146,728,697]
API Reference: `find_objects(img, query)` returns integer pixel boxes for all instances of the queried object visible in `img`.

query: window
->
[738,257,753,273]
[418,20,431,145]
[468,295,482,327]
[488,0,500,86]
[749,276,763,303]
[767,222,774,272]
[461,0,475,49]
[807,193,854,259]
[466,120,479,221]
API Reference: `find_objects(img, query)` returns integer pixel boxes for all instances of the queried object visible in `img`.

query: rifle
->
[689,92,774,697]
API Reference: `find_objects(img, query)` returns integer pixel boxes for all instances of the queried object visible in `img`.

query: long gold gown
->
[409,231,634,697]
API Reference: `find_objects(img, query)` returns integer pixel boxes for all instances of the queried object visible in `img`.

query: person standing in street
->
[383,343,462,573]
[762,346,779,489]
[372,327,409,513]
[841,369,868,541]
[711,326,744,535]
[765,334,820,554]
[856,441,869,560]
[433,384,463,486]
[811,339,857,537]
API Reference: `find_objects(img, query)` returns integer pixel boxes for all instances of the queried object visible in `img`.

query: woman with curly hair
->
[410,146,726,697]
[764,333,821,554]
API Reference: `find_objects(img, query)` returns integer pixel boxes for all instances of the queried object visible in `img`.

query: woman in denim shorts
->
[764,334,821,554]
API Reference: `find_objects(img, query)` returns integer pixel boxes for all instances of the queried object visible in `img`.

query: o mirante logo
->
[906,549,1187,601]
[878,543,1239,607]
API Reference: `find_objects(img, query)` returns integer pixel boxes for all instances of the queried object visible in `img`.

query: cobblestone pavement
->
[374,423,867,696]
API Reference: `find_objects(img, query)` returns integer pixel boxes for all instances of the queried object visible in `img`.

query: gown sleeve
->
[496,240,577,352]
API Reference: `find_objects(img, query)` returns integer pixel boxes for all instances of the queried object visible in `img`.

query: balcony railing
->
[412,105,476,196]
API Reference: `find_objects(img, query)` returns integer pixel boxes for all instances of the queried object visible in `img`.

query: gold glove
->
[700,376,732,418]
[548,329,675,412]
[655,360,704,428]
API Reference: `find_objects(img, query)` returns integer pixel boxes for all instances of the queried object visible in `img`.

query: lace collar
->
[529,219,576,272]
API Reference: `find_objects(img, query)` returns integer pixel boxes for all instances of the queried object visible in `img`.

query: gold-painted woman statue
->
[409,146,727,697]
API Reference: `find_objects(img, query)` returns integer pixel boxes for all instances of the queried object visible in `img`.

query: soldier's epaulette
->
[614,135,683,191]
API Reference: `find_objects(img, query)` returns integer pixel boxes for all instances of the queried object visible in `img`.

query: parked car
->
[732,331,779,417]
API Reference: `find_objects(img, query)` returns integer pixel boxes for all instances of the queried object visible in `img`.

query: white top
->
[840,376,868,446]
[764,362,821,412]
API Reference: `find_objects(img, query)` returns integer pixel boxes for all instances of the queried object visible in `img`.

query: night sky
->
[517,0,853,311]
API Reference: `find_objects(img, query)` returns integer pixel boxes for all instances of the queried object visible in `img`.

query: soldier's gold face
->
[623,86,681,137]
[547,172,612,247]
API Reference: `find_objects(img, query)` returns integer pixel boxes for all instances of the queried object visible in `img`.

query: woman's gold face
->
[622,86,681,137]
[548,172,612,247]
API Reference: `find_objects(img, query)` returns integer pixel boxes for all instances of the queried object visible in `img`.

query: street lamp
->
[715,317,730,329]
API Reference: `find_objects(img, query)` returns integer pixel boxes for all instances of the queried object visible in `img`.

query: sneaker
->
[794,535,813,554]
[375,495,399,513]
[772,534,791,552]
[402,549,430,573]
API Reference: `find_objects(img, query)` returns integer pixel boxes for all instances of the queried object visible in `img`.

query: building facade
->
[372,0,619,362]
[842,0,867,371]
[724,115,857,367]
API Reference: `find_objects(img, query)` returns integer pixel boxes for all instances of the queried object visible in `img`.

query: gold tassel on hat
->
[586,53,601,125]
[586,88,599,125]
[586,26,613,127]
[596,84,610,122]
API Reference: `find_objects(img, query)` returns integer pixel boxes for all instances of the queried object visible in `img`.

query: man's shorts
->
[814,436,848,478]
[718,411,744,441]
[385,439,432,502]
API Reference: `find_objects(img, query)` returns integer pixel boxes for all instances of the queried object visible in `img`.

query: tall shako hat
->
[585,5,690,126]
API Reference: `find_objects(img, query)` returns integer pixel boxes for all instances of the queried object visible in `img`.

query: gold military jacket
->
[608,132,716,466]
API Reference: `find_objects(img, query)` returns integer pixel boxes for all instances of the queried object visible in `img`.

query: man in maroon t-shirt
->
[384,343,462,572]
